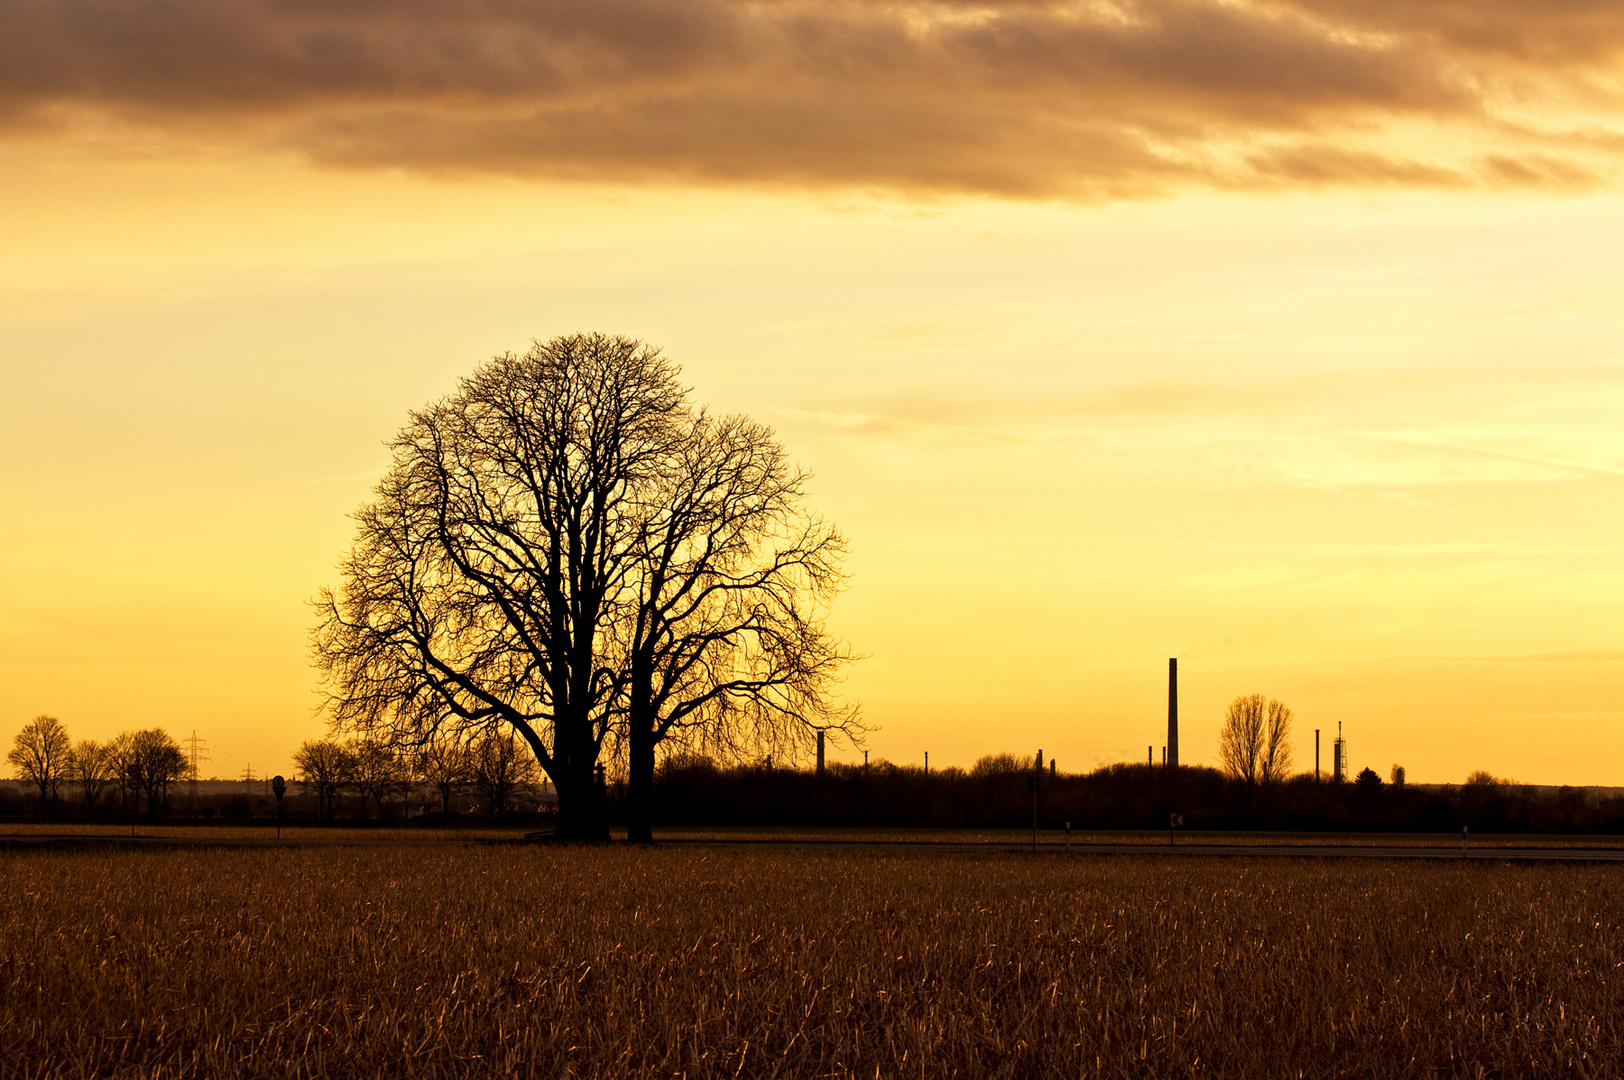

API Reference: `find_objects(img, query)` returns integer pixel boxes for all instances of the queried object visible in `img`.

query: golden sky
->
[1,1,1620,784]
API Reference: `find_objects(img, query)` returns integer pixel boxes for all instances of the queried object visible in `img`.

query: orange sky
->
[1,1,1620,784]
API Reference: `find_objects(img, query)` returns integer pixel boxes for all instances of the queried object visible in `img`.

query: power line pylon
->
[184,730,210,783]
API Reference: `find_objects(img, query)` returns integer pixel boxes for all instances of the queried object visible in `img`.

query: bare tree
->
[294,739,355,819]
[127,730,187,818]
[109,732,138,819]
[414,731,472,818]
[8,715,72,818]
[68,740,115,817]
[1218,695,1266,788]
[314,334,770,841]
[1260,699,1293,786]
[470,730,540,822]
[349,738,406,820]
[619,411,861,842]
[1219,695,1293,791]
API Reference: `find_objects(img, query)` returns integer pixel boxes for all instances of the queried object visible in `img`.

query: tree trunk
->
[626,713,656,844]
[552,760,609,842]
[560,697,609,841]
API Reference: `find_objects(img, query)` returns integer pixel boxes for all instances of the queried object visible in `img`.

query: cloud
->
[2,0,1621,198]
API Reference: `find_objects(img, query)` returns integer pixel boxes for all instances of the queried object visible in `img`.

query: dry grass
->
[2,845,1622,1078]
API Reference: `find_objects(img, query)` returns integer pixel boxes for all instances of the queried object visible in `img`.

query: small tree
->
[294,740,355,819]
[415,732,472,818]
[8,715,72,818]
[349,738,406,821]
[1355,766,1383,791]
[1218,696,1265,787]
[68,740,115,817]
[127,730,187,818]
[470,730,540,822]
[1259,699,1293,786]
[1389,764,1406,788]
[1218,695,1293,789]
[109,732,138,819]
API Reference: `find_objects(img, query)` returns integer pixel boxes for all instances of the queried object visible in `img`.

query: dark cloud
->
[1,0,1618,197]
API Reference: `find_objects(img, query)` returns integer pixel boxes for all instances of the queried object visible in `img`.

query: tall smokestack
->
[1167,658,1179,769]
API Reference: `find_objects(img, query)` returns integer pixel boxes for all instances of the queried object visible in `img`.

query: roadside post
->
[1170,812,1183,846]
[1065,821,1071,849]
[272,775,286,840]
[1461,825,1468,852]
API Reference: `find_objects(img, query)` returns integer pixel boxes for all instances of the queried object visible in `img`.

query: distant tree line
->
[1,714,554,824]
[629,754,1624,835]
[6,716,189,820]
[11,687,1614,834]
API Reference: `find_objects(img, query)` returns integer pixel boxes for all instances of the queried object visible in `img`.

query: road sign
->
[1170,813,1183,828]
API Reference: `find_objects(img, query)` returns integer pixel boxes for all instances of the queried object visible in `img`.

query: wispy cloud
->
[3,1,1620,198]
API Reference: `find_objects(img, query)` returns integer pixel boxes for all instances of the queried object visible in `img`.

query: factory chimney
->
[1167,658,1179,770]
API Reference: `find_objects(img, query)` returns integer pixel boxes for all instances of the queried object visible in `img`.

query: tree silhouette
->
[108,732,138,819]
[414,731,472,817]
[125,730,187,818]
[313,333,856,841]
[68,740,115,818]
[619,410,859,842]
[1218,696,1293,790]
[294,739,355,819]
[470,730,539,822]
[349,738,406,820]
[8,715,71,818]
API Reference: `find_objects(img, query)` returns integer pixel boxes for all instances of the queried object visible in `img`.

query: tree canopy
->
[1218,695,1293,789]
[313,333,859,840]
[7,715,71,816]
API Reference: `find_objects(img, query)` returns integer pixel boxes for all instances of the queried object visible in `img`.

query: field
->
[3,844,1622,1078]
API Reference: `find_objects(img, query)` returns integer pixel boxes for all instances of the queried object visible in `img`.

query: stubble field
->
[2,844,1621,1078]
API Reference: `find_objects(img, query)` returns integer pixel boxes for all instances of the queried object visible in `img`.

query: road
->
[9,833,1624,862]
